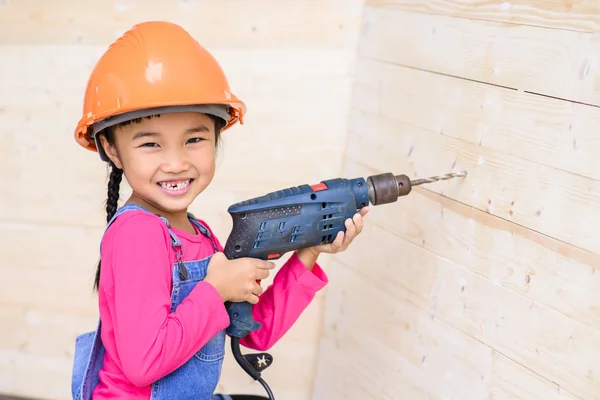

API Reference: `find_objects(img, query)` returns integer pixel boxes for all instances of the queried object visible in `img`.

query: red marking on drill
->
[310,183,328,192]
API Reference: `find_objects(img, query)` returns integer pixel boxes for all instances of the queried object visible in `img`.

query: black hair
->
[93,113,227,291]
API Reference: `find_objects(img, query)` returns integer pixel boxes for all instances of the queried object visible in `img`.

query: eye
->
[138,142,159,148]
[187,137,205,144]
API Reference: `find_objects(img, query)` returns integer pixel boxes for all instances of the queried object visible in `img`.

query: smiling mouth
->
[158,179,193,191]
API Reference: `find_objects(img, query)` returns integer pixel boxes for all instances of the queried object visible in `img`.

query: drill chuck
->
[366,173,411,205]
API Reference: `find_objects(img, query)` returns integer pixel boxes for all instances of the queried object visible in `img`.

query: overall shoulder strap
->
[187,213,220,252]
[98,204,184,254]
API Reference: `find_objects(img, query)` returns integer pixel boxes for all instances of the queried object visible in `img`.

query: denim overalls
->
[71,203,233,400]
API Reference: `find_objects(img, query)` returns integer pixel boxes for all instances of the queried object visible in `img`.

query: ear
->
[98,133,123,170]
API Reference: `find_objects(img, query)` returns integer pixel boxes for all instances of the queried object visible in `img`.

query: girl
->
[70,21,368,400]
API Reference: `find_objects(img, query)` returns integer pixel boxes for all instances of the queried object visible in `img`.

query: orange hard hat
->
[74,21,246,161]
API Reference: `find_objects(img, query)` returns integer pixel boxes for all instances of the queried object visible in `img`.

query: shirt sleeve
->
[193,219,328,350]
[100,212,230,387]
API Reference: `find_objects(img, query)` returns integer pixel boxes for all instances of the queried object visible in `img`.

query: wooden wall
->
[5,1,600,400]
[312,1,600,399]
[0,1,364,399]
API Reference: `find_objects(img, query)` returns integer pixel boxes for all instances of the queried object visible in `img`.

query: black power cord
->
[230,337,275,400]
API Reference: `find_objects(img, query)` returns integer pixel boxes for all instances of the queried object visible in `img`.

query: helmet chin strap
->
[90,104,232,162]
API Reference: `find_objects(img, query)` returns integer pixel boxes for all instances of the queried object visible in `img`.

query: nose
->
[161,146,190,173]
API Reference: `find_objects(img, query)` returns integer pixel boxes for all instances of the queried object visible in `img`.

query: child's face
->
[101,112,218,216]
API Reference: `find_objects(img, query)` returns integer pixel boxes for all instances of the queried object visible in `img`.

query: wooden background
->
[0,1,364,398]
[2,1,600,399]
[311,1,600,399]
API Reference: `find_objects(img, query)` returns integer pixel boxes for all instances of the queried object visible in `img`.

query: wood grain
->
[0,46,357,88]
[0,45,354,227]
[358,7,600,106]
[0,1,361,396]
[313,256,582,399]
[345,97,600,256]
[0,0,364,46]
[366,0,600,33]
[312,2,600,399]
[353,58,600,181]
[332,201,599,399]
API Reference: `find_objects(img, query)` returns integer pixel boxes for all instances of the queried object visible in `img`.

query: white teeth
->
[159,179,191,191]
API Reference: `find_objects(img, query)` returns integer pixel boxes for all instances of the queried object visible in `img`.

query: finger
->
[247,294,260,305]
[252,282,263,296]
[345,217,357,239]
[358,206,370,217]
[342,218,360,249]
[256,268,271,280]
[254,260,276,270]
[353,213,364,234]
[332,230,344,251]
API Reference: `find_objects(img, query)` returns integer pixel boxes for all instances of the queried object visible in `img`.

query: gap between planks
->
[346,57,600,253]
[365,0,600,35]
[357,7,600,107]
[360,55,600,110]
[333,253,580,399]
[349,157,600,272]
[365,180,600,336]
[366,4,596,35]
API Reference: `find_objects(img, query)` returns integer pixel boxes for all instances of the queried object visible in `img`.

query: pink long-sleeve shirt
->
[92,209,328,399]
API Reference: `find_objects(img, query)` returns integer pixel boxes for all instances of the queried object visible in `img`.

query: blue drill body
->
[222,176,370,337]
[219,170,466,398]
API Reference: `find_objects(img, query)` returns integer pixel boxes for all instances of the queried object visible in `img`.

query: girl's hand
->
[305,206,370,257]
[205,252,275,304]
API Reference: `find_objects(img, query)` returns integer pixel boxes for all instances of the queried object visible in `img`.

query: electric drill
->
[221,170,467,399]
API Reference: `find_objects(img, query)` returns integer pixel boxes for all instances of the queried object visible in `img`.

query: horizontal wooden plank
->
[358,7,600,106]
[346,159,600,332]
[0,340,319,400]
[0,221,102,268]
[353,58,600,181]
[366,0,600,33]
[0,46,354,227]
[0,266,97,314]
[0,0,364,47]
[0,147,347,228]
[0,45,356,89]
[346,97,600,255]
[332,212,599,399]
[313,256,580,399]
[0,349,74,400]
[0,306,95,359]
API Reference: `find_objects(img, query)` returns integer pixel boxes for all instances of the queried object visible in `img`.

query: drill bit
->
[367,170,468,205]
[410,171,468,186]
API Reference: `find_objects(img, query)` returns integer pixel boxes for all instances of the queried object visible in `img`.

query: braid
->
[94,163,123,291]
[106,165,123,223]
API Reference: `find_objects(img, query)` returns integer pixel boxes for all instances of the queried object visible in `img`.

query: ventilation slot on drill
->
[253,231,263,249]
[289,226,301,243]
[322,213,333,220]
[321,234,334,244]
[322,224,333,231]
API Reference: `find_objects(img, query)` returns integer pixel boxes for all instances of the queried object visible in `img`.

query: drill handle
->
[222,243,263,338]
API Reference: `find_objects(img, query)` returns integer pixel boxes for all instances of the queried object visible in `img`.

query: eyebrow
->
[132,131,158,141]
[185,125,210,134]
[131,125,210,141]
